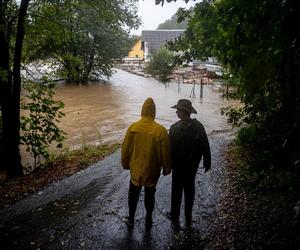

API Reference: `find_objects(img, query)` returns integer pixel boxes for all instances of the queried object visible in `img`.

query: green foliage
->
[157,12,188,29]
[21,78,66,169]
[155,0,191,6]
[0,68,9,82]
[168,0,300,173]
[44,143,120,170]
[129,35,141,47]
[232,139,300,195]
[145,47,176,85]
[59,54,84,82]
[168,0,218,64]
[23,0,141,82]
[221,106,245,127]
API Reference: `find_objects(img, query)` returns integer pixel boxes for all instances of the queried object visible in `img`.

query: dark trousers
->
[170,166,198,222]
[128,181,156,219]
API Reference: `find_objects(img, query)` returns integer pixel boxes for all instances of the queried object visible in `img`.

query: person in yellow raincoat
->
[121,97,171,228]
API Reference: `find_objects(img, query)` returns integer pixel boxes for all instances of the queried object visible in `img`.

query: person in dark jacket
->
[167,99,211,227]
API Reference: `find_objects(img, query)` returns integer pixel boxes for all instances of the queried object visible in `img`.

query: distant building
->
[128,39,144,59]
[141,30,184,61]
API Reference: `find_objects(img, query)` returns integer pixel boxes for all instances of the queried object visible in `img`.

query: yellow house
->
[128,39,144,58]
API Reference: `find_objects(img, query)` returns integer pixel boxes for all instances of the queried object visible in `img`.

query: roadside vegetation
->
[211,143,300,249]
[162,0,300,193]
[0,143,120,207]
[0,0,140,177]
[166,0,300,175]
[157,0,300,248]
[21,79,66,170]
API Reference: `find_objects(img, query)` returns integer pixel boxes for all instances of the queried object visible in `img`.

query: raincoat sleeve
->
[161,128,171,175]
[121,126,133,170]
[199,125,211,172]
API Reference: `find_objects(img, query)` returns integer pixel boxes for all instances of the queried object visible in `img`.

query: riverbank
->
[117,62,220,85]
[0,143,120,208]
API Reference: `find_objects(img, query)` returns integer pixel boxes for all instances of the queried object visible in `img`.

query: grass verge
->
[0,143,120,208]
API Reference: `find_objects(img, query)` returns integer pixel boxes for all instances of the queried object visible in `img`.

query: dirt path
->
[0,132,232,249]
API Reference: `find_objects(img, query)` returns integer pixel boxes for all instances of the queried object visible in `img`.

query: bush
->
[145,47,175,85]
[21,78,66,169]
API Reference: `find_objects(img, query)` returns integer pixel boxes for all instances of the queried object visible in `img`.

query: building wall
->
[128,39,144,58]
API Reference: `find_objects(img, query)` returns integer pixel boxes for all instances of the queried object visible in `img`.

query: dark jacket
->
[169,118,211,171]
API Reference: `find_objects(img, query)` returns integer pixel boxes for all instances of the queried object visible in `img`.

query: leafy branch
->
[21,78,66,169]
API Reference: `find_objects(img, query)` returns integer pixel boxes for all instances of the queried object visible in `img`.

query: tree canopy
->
[24,0,141,82]
[0,0,140,177]
[145,47,175,85]
[166,0,300,170]
[157,12,188,30]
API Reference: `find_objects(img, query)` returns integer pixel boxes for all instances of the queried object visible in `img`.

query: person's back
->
[121,97,171,228]
[169,117,210,170]
[167,99,211,227]
[122,98,170,187]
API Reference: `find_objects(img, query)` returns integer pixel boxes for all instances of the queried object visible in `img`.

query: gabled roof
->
[141,30,184,53]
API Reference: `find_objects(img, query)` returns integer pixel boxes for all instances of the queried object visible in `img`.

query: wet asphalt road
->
[0,132,231,249]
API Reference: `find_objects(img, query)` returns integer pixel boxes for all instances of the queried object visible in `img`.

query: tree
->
[161,0,300,169]
[21,79,65,170]
[24,0,140,82]
[0,0,31,177]
[157,12,188,30]
[145,47,175,85]
[0,0,140,177]
[155,0,191,6]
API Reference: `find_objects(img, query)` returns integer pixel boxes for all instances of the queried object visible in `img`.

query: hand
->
[163,169,171,176]
[122,162,130,170]
[204,166,210,173]
[121,159,130,169]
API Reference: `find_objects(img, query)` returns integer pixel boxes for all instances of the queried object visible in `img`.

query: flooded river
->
[3,69,235,248]
[54,69,231,149]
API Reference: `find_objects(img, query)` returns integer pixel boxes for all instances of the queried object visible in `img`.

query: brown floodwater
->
[52,69,232,149]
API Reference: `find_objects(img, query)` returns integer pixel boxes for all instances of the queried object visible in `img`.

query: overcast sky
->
[131,0,196,35]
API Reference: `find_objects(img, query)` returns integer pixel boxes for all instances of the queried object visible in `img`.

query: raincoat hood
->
[141,98,156,120]
[121,97,171,187]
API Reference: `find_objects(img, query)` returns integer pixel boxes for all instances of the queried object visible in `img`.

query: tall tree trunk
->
[0,2,6,170]
[0,1,15,174]
[0,0,30,177]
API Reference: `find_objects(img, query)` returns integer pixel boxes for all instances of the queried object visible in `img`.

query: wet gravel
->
[0,131,232,249]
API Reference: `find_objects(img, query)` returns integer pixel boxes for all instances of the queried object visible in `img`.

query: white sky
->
[131,0,197,35]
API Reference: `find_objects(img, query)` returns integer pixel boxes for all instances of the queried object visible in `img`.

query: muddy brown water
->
[53,69,232,149]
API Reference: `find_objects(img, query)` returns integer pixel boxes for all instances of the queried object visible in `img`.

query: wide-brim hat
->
[171,99,197,114]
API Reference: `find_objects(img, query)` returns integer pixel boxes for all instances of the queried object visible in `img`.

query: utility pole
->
[190,80,196,98]
[200,78,203,99]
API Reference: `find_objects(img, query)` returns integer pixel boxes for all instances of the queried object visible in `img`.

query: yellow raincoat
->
[121,98,171,187]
